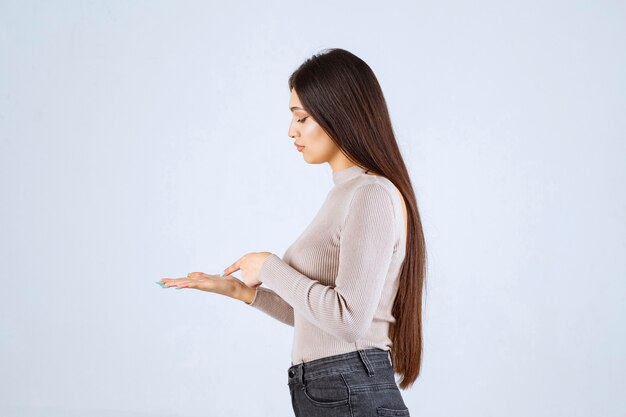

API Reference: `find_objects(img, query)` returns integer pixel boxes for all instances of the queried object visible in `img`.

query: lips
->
[295,144,305,151]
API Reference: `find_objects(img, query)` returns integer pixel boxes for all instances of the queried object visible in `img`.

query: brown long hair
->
[288,48,427,389]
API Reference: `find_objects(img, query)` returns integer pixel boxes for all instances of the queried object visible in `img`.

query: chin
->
[303,154,319,164]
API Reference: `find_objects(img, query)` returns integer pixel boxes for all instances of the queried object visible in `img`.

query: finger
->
[175,279,196,290]
[222,266,239,277]
[223,256,245,276]
[162,278,187,286]
[159,278,176,287]
[157,278,184,288]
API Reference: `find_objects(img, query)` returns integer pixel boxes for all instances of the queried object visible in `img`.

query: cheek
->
[301,123,331,151]
[298,121,336,159]
[300,121,321,138]
[305,137,335,159]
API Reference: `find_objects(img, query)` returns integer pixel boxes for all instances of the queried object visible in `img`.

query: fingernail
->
[156,281,168,288]
[220,271,225,277]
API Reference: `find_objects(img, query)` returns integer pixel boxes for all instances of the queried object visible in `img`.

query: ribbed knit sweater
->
[246,164,407,366]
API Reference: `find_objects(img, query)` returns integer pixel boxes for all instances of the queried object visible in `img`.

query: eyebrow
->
[290,106,304,112]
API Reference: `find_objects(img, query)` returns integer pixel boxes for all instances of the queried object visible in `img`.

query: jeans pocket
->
[377,406,411,416]
[302,372,350,407]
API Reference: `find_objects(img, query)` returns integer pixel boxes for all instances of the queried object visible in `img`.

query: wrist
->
[235,284,258,305]
[244,286,258,305]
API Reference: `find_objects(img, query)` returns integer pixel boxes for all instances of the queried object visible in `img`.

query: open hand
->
[158,272,241,297]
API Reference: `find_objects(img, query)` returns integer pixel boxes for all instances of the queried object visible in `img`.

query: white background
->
[1,1,624,416]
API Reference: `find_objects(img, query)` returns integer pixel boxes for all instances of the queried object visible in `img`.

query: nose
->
[288,120,298,139]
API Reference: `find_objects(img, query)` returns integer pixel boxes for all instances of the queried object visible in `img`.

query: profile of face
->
[288,88,340,164]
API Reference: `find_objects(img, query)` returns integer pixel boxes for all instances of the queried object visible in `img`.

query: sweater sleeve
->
[245,286,294,327]
[258,183,397,343]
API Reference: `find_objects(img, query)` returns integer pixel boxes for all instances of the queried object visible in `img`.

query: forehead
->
[289,89,301,106]
[289,89,307,113]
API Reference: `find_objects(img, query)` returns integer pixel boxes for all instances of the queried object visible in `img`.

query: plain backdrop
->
[1,1,624,416]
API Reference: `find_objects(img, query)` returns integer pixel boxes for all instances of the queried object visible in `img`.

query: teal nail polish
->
[220,271,225,277]
[156,281,168,288]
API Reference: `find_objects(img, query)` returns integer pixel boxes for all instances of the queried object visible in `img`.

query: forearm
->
[234,283,257,305]
[242,285,294,326]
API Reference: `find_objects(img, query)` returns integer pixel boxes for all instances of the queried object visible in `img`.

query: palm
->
[160,273,240,295]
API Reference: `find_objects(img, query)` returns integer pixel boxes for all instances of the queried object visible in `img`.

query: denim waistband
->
[287,348,393,385]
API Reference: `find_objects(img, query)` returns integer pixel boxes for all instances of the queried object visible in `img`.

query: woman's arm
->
[256,183,396,341]
[236,285,294,327]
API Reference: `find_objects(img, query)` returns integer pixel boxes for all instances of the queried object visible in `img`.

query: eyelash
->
[297,116,309,123]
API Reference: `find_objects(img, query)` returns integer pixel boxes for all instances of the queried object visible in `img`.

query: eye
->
[297,116,309,123]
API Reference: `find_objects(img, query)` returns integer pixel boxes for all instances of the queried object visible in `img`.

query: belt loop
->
[357,349,375,377]
[300,360,305,386]
[388,350,393,367]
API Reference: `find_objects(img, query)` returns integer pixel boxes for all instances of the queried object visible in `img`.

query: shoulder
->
[350,175,397,204]
[346,178,397,220]
[338,179,399,242]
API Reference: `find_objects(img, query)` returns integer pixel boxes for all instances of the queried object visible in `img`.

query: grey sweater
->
[246,165,407,366]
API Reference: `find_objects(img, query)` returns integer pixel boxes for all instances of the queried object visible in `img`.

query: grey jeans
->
[287,348,410,417]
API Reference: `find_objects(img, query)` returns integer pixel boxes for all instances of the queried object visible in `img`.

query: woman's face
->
[288,88,338,164]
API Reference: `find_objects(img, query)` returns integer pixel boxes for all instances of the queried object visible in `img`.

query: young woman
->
[160,48,427,417]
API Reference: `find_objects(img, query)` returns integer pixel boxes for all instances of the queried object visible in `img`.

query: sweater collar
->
[332,165,368,185]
